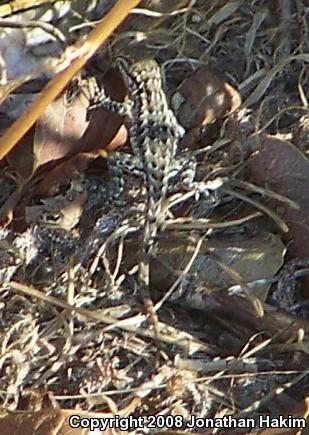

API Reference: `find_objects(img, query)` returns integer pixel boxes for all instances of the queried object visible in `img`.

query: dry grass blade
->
[7,280,209,352]
[207,1,242,27]
[0,18,66,42]
[243,54,309,108]
[144,0,192,32]
[132,6,189,18]
[244,11,267,59]
[205,250,264,318]
[0,0,62,18]
[176,354,268,374]
[229,180,300,210]
[222,187,290,232]
[165,211,262,231]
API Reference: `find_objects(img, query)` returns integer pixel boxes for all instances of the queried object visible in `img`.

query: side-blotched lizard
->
[88,57,212,334]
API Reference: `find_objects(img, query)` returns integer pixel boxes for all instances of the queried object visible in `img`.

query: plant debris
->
[0,1,308,434]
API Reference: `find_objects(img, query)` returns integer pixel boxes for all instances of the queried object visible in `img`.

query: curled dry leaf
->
[248,136,309,258]
[172,66,241,131]
[32,69,127,180]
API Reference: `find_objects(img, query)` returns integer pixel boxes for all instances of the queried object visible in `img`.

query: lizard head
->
[114,57,162,92]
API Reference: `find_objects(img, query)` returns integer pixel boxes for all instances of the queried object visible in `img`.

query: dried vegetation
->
[0,0,309,433]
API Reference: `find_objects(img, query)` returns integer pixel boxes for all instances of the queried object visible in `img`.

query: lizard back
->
[115,58,185,209]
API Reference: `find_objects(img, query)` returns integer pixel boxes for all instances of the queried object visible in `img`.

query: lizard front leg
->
[88,80,133,117]
[105,153,144,197]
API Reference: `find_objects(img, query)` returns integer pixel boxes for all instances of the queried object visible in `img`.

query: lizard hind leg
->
[172,154,223,206]
[106,152,144,198]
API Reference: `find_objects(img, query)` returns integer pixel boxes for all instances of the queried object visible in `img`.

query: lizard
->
[88,57,207,336]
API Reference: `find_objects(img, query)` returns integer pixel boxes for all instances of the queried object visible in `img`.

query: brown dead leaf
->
[6,68,127,184]
[173,66,241,130]
[248,136,309,258]
[32,70,126,179]
[5,128,36,182]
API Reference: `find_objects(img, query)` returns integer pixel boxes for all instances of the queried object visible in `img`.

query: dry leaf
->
[173,66,241,130]
[6,68,127,183]
[249,136,309,258]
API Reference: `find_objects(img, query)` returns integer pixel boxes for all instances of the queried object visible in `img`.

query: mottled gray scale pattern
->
[89,58,186,294]
[115,59,185,229]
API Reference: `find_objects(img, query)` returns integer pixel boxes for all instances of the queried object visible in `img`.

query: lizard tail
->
[139,192,164,288]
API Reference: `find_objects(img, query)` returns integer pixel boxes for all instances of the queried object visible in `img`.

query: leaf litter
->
[0,0,308,433]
